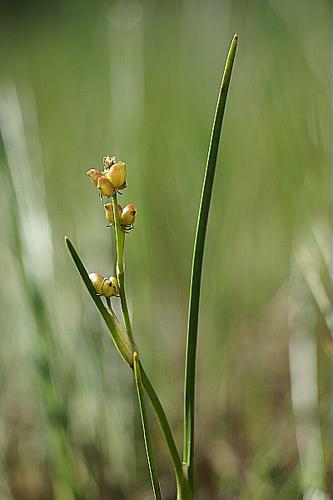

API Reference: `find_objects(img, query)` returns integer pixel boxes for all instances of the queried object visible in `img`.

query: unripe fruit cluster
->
[104,202,137,227]
[87,154,137,299]
[87,156,127,198]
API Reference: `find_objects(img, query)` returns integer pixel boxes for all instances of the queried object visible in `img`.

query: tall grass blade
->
[133,353,162,499]
[183,33,238,490]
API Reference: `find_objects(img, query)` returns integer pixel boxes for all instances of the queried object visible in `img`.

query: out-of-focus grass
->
[0,0,331,498]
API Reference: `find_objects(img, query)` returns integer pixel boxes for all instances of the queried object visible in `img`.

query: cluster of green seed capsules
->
[87,155,137,298]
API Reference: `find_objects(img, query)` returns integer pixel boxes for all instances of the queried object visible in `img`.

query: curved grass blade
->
[65,236,133,366]
[133,352,162,499]
[183,33,239,490]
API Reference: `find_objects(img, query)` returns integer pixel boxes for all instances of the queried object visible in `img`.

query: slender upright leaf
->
[183,33,239,490]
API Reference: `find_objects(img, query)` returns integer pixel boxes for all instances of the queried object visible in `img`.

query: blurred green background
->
[0,0,331,498]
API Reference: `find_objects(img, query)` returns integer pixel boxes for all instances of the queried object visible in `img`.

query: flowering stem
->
[111,192,136,349]
[111,193,170,496]
[110,192,190,498]
[183,33,238,492]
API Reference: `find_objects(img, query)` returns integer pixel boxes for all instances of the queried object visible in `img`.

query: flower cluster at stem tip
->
[87,155,127,197]
[86,155,138,299]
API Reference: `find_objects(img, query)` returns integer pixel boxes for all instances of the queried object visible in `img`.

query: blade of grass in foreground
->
[133,352,162,499]
[183,33,239,491]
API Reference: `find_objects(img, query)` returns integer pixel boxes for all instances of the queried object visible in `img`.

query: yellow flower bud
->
[100,279,114,298]
[121,204,137,226]
[86,169,102,186]
[89,272,116,298]
[104,202,123,225]
[103,155,116,169]
[97,176,115,197]
[105,162,127,189]
[108,276,120,296]
[89,272,105,295]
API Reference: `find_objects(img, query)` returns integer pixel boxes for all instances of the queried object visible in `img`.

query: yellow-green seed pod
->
[104,202,123,225]
[108,276,120,296]
[97,175,115,197]
[121,204,137,226]
[100,278,114,298]
[105,162,127,189]
[87,169,102,186]
[89,272,105,295]
[103,155,116,169]
[89,272,115,298]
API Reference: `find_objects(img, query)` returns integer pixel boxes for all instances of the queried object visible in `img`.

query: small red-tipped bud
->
[87,169,102,186]
[104,202,123,225]
[121,204,137,226]
[103,155,116,169]
[97,176,115,197]
[105,162,127,189]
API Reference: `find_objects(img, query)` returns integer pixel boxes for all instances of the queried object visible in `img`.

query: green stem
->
[183,33,238,491]
[111,194,169,496]
[111,192,136,349]
[111,194,189,496]
[141,365,191,500]
[133,352,162,499]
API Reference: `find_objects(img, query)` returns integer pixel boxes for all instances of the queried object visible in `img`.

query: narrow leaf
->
[183,33,239,490]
